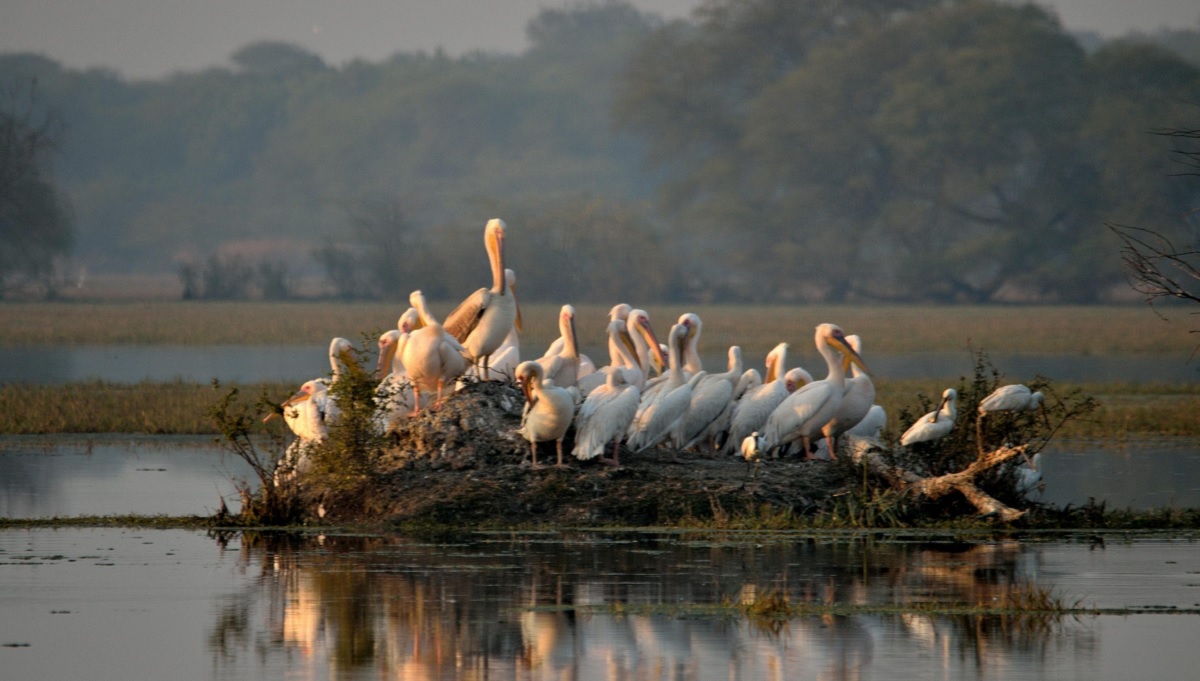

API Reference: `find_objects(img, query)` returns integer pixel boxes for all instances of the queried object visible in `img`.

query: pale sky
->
[2,0,1198,80]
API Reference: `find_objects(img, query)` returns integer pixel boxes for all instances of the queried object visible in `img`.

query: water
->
[1,528,1198,680]
[0,437,255,517]
[1,345,1196,384]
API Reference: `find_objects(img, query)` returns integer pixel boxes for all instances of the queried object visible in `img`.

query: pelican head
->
[515,360,543,405]
[485,218,507,293]
[376,329,401,376]
[609,303,632,322]
[264,379,322,422]
[784,367,812,392]
[818,323,869,376]
[398,307,421,334]
[629,309,668,372]
[330,337,359,376]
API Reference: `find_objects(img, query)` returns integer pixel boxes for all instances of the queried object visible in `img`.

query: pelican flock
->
[264,216,1046,486]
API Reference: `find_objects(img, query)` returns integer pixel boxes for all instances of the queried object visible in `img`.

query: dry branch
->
[856,443,1030,522]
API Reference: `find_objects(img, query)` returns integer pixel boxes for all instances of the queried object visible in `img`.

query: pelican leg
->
[555,440,566,468]
[530,441,540,469]
[411,386,423,415]
[600,439,621,466]
[803,436,816,461]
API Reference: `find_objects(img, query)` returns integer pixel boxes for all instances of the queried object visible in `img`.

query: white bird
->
[266,379,331,483]
[374,308,422,426]
[821,334,877,460]
[627,323,704,453]
[1014,452,1044,497]
[761,323,868,459]
[741,431,765,480]
[899,388,958,446]
[979,384,1045,416]
[722,342,809,456]
[674,345,743,451]
[677,312,704,376]
[403,290,467,413]
[622,308,667,381]
[847,404,886,439]
[535,304,582,389]
[573,366,641,466]
[462,269,521,382]
[515,361,575,468]
[443,218,520,380]
[264,337,358,482]
[578,318,647,396]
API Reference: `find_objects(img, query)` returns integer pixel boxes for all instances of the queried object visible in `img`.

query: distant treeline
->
[2,0,1199,303]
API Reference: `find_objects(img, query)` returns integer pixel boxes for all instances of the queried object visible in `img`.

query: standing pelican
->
[374,307,422,427]
[403,290,467,413]
[627,323,704,453]
[535,304,582,389]
[463,269,521,382]
[899,388,958,446]
[578,318,647,396]
[573,366,641,465]
[761,323,868,459]
[677,313,704,375]
[443,218,520,380]
[821,334,877,460]
[742,431,765,481]
[515,361,575,468]
[674,345,743,451]
[722,343,810,456]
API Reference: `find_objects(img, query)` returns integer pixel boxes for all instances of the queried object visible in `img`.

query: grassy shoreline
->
[1,378,1196,437]
[2,301,1196,355]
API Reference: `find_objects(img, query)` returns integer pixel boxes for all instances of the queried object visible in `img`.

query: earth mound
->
[330,380,853,526]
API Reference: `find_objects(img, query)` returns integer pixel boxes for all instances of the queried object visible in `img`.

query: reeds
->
[2,302,1194,355]
[0,380,294,434]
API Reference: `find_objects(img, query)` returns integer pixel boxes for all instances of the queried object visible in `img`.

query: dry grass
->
[1,301,1196,355]
[0,380,293,434]
[1,378,1195,437]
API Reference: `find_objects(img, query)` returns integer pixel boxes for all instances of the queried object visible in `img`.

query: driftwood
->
[854,441,1031,522]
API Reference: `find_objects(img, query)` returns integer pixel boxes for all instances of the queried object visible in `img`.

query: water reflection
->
[212,532,1115,680]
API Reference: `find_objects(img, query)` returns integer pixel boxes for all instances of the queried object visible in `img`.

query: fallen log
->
[854,440,1031,522]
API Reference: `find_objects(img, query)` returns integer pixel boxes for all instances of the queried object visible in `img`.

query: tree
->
[0,77,73,297]
[1109,126,1200,339]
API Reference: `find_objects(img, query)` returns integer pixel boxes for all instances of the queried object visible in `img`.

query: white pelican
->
[578,318,647,396]
[623,308,668,382]
[722,342,807,456]
[677,312,704,375]
[514,361,575,468]
[821,334,877,460]
[403,290,468,413]
[443,218,520,380]
[899,388,958,446]
[265,337,357,482]
[463,269,521,382]
[535,304,582,389]
[573,366,641,465]
[761,323,868,459]
[703,367,762,453]
[374,308,422,427]
[627,323,704,453]
[673,345,743,451]
[266,378,331,483]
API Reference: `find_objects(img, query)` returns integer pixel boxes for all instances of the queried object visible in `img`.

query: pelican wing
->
[442,287,492,343]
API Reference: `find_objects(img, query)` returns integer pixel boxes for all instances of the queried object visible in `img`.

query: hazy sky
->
[3,0,1199,80]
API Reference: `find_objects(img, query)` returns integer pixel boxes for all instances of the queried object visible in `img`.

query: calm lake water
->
[1,527,1198,681]
[1,345,1196,384]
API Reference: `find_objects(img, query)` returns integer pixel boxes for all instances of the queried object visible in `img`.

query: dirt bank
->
[314,381,853,526]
